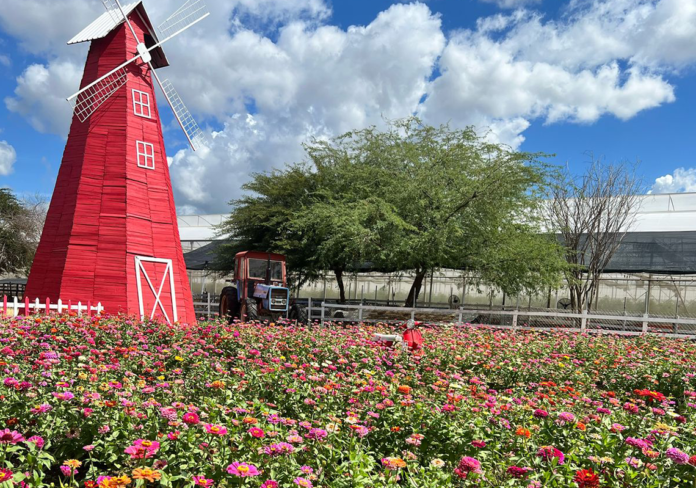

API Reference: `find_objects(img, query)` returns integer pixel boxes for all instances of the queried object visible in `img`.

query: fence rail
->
[318,302,696,337]
[1,296,103,317]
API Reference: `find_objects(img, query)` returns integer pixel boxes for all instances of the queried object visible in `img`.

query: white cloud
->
[4,61,82,136]
[0,55,9,67]
[480,0,542,8]
[0,141,17,176]
[650,168,696,193]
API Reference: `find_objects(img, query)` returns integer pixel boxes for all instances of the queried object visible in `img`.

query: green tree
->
[0,188,44,275]
[300,118,566,305]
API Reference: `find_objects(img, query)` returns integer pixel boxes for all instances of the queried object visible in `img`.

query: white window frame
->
[132,89,151,118]
[136,141,155,170]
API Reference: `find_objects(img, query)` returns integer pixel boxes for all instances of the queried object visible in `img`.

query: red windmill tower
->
[25,0,210,324]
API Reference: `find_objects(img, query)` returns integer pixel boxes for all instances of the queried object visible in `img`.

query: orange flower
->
[243,417,258,424]
[515,427,531,438]
[132,468,162,483]
[397,385,411,395]
[209,381,225,389]
[576,422,587,431]
[391,426,401,432]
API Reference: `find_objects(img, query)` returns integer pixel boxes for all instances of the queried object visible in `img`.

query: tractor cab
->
[219,251,290,322]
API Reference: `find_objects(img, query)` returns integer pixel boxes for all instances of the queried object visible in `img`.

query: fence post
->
[2,295,6,317]
[581,309,587,331]
[358,301,363,322]
[207,292,211,317]
[320,302,325,325]
[77,301,82,317]
[24,296,29,317]
[642,313,649,334]
[97,303,103,315]
[457,307,463,326]
[13,296,18,317]
[34,298,40,315]
[308,297,312,324]
[57,299,63,314]
[45,297,50,316]
[411,308,416,321]
[512,310,518,330]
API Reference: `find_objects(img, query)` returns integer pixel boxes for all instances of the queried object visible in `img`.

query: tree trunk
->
[405,269,427,307]
[334,267,346,303]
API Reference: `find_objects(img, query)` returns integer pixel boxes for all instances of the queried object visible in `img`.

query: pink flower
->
[471,440,486,448]
[261,481,279,488]
[30,404,52,414]
[454,456,482,479]
[204,424,228,436]
[83,445,95,451]
[0,429,24,445]
[192,476,214,486]
[26,436,44,449]
[60,465,77,477]
[300,466,314,475]
[248,427,265,438]
[293,478,313,488]
[124,439,160,459]
[183,412,200,425]
[227,462,261,477]
[537,446,565,465]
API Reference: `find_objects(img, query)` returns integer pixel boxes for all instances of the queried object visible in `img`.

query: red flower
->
[574,469,600,488]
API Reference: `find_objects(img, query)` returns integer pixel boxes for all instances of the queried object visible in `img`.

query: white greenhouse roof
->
[68,2,140,45]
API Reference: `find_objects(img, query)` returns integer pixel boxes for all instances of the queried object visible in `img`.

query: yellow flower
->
[175,356,184,361]
[65,459,82,468]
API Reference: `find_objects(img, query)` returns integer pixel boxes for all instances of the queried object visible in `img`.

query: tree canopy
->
[0,189,45,276]
[218,117,567,303]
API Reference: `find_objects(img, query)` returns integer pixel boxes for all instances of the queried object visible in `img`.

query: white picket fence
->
[1,296,104,317]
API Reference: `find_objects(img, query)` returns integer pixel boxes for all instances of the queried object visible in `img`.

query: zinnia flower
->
[507,466,532,478]
[293,478,313,488]
[0,469,13,483]
[192,476,214,487]
[0,429,24,444]
[261,481,279,488]
[537,446,565,465]
[227,462,261,477]
[454,456,482,479]
[381,457,407,470]
[666,447,690,465]
[182,412,200,425]
[248,427,265,438]
[204,424,228,436]
[132,468,161,482]
[573,469,600,488]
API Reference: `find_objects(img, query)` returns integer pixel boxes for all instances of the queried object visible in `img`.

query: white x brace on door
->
[135,256,178,324]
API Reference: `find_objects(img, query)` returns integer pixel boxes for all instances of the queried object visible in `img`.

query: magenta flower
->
[192,476,214,486]
[204,424,228,436]
[0,429,24,445]
[124,439,160,459]
[537,446,565,465]
[666,448,690,465]
[248,427,265,438]
[293,478,313,488]
[26,436,44,449]
[227,462,261,477]
[507,466,532,478]
[263,442,295,456]
[183,412,200,425]
[261,481,279,488]
[454,456,482,479]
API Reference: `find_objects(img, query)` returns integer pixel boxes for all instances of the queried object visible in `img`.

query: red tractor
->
[218,251,306,322]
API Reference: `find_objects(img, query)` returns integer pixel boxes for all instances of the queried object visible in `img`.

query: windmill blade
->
[102,0,125,24]
[69,67,128,122]
[158,77,205,151]
[157,0,209,41]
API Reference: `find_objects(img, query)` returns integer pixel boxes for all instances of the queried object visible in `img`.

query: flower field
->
[2,315,696,487]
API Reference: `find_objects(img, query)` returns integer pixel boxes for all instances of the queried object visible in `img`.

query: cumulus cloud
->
[1,0,696,212]
[0,141,17,176]
[650,168,696,193]
[480,0,542,9]
[5,61,82,136]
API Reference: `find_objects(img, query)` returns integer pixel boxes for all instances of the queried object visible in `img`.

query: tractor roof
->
[235,251,287,262]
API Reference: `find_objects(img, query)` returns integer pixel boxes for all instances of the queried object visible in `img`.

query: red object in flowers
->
[24,3,195,325]
[574,469,600,488]
[402,320,424,351]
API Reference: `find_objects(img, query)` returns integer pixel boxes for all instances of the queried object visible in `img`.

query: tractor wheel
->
[289,304,308,324]
[219,287,239,321]
[240,298,259,322]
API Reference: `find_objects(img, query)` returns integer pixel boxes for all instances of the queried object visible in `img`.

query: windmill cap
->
[68,1,169,69]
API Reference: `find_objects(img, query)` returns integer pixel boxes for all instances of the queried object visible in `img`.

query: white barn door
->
[135,256,178,324]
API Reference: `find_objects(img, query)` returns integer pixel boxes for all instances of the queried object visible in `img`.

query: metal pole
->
[428,269,434,306]
[320,302,325,325]
[644,275,652,315]
[308,297,312,323]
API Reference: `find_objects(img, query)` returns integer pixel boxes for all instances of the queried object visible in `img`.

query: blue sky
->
[1,0,695,212]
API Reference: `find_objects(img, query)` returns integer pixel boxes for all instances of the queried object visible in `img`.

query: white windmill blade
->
[70,67,129,122]
[156,76,205,151]
[157,0,210,41]
[102,0,125,24]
